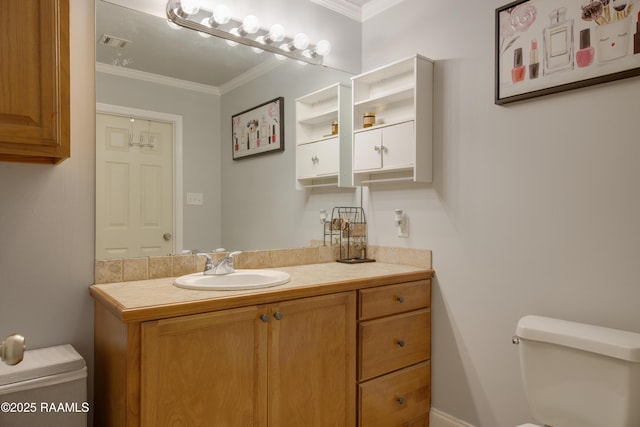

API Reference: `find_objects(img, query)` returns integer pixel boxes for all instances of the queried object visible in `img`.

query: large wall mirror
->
[96,0,360,260]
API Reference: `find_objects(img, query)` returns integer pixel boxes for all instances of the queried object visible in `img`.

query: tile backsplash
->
[94,245,432,284]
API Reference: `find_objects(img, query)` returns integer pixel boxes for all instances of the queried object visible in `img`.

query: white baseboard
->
[431,408,475,427]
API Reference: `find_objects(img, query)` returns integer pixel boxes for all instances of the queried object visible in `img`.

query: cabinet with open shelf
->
[351,55,433,185]
[295,83,352,189]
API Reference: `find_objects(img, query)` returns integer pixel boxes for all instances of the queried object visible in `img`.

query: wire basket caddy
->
[324,207,375,264]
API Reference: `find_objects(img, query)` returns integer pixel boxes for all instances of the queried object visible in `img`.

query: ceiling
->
[96,0,399,88]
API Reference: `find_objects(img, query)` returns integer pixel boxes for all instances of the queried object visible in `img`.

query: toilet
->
[0,344,87,427]
[514,315,640,427]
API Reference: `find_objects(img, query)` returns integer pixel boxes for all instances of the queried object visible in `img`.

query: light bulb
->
[268,24,286,43]
[241,15,260,34]
[226,28,240,47]
[198,17,212,38]
[166,19,182,30]
[213,4,231,25]
[291,33,309,50]
[179,0,200,15]
[314,40,331,56]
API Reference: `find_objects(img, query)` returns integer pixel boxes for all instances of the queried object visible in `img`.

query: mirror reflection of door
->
[96,113,174,259]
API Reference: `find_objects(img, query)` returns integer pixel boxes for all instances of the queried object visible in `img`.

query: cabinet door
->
[381,121,414,170]
[268,292,356,427]
[141,306,268,427]
[0,0,70,164]
[296,137,339,179]
[354,129,382,171]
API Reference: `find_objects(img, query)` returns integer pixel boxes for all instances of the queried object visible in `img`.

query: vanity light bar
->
[166,0,328,66]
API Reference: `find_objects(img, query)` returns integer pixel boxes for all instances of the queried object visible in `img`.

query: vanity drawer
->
[359,361,431,427]
[359,309,430,381]
[359,280,430,320]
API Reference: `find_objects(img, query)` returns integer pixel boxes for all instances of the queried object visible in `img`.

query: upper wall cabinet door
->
[0,0,70,164]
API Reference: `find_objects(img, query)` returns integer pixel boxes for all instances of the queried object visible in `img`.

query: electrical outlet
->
[186,192,204,205]
[397,215,409,238]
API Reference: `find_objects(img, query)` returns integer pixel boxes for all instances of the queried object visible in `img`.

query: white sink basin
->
[174,269,291,291]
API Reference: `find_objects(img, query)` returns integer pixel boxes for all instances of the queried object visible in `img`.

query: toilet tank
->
[0,344,87,427]
[516,315,640,427]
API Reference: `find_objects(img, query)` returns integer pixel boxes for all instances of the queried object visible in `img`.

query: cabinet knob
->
[311,155,319,163]
[396,397,405,405]
[397,339,405,348]
[396,296,405,303]
[260,314,269,323]
[374,146,380,152]
[274,312,283,320]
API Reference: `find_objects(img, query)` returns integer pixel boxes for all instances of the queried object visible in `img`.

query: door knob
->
[163,233,172,241]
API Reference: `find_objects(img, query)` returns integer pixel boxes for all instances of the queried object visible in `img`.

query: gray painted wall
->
[0,0,96,414]
[363,0,640,425]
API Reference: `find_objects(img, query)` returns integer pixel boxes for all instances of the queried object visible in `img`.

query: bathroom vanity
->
[90,262,433,426]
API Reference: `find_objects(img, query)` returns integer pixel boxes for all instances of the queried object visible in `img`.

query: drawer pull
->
[274,312,283,320]
[397,339,405,348]
[260,314,269,323]
[396,296,405,303]
[396,397,406,405]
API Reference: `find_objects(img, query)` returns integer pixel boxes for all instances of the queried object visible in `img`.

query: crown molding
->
[362,0,405,21]
[218,58,284,95]
[96,62,221,95]
[310,0,362,21]
[310,0,405,22]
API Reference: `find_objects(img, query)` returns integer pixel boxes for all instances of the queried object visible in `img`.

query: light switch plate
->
[186,192,203,205]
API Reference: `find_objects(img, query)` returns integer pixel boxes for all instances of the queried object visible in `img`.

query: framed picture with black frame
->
[496,0,640,104]
[232,97,284,159]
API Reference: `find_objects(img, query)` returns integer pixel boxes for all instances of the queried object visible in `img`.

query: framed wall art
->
[232,97,284,159]
[496,0,640,104]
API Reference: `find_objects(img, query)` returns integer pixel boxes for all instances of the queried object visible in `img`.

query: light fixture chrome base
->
[166,0,326,66]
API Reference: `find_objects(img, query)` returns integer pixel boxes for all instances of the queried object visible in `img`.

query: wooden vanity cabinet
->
[95,291,356,427]
[0,0,70,164]
[357,279,431,427]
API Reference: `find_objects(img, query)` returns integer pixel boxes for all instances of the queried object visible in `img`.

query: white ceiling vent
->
[99,34,132,49]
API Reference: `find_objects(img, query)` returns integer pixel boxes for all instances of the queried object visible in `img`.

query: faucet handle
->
[196,253,214,272]
[228,251,242,257]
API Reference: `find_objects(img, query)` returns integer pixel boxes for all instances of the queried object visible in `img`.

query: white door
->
[296,137,339,179]
[381,121,414,170]
[96,113,174,259]
[353,128,382,171]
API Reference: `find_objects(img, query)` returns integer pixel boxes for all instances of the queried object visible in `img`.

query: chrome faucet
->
[198,251,242,275]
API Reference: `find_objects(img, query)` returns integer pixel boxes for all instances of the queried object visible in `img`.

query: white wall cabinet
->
[351,55,433,185]
[295,83,352,189]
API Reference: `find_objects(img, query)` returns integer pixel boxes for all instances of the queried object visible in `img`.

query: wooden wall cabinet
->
[0,0,70,164]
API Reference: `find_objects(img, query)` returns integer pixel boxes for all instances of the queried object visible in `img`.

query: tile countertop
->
[90,262,434,323]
